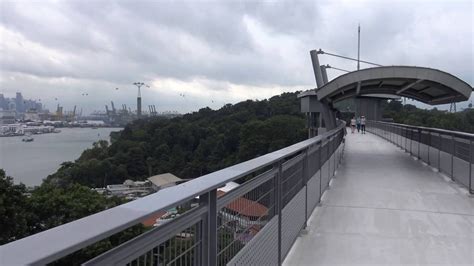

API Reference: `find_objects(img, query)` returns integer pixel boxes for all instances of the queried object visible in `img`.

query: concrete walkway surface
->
[284,131,474,266]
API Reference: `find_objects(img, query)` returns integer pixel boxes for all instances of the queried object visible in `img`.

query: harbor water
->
[0,127,122,186]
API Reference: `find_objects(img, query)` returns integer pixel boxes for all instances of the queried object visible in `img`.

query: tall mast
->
[357,24,361,71]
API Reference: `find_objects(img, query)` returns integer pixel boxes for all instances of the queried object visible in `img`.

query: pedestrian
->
[356,116,361,133]
[360,115,366,134]
[350,116,356,133]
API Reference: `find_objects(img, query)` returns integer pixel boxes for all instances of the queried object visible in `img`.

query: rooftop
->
[147,173,183,187]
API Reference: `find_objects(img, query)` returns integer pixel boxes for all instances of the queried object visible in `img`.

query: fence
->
[1,122,346,266]
[366,121,473,194]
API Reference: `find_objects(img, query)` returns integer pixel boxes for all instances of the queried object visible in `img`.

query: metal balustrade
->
[367,121,473,194]
[0,122,346,266]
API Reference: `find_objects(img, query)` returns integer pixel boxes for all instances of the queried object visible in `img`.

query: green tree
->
[0,170,31,244]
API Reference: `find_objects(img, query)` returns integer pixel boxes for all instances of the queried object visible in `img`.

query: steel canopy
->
[313,66,473,105]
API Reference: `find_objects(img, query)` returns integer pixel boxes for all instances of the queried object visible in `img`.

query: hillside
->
[46,92,306,187]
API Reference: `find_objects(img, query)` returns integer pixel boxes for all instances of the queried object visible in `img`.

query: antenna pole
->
[357,24,361,70]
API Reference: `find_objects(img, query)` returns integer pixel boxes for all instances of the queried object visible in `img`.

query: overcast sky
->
[1,0,473,114]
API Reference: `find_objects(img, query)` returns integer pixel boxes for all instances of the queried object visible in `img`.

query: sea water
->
[0,127,122,186]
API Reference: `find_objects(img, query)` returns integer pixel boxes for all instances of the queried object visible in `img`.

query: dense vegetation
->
[383,100,474,133]
[0,169,146,264]
[45,92,306,187]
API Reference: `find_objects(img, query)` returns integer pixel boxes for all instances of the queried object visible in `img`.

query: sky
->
[0,0,473,114]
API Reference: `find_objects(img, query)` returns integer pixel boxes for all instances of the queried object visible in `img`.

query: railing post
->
[200,189,217,266]
[390,125,393,143]
[399,126,402,148]
[405,129,408,152]
[438,132,441,172]
[410,129,413,155]
[328,137,331,182]
[327,137,331,187]
[303,147,309,228]
[319,142,322,202]
[334,137,337,174]
[451,133,455,180]
[418,128,421,160]
[427,131,431,165]
[389,124,392,142]
[275,161,283,265]
[470,138,472,194]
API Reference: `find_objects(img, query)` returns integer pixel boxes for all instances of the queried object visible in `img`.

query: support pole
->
[310,50,324,89]
[320,65,329,84]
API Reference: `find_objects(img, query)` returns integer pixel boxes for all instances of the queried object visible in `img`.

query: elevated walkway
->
[284,132,474,265]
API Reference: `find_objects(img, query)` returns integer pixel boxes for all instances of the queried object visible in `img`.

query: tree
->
[0,170,30,244]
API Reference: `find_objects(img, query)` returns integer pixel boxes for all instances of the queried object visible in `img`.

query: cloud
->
[0,0,472,113]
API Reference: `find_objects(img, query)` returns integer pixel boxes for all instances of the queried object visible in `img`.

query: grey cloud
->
[0,0,472,113]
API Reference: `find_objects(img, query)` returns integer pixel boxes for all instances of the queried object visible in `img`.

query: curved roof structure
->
[314,66,473,105]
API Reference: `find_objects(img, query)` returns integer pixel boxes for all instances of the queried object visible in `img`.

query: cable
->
[318,49,383,67]
[324,65,351,73]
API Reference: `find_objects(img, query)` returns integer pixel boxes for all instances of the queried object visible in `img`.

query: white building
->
[147,173,184,191]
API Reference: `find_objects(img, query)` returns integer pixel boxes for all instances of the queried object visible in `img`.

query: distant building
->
[0,110,16,125]
[0,94,6,110]
[15,92,24,113]
[147,173,184,191]
[102,179,154,199]
[24,110,40,121]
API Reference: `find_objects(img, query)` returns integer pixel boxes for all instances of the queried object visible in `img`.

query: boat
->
[22,136,34,142]
[22,133,34,142]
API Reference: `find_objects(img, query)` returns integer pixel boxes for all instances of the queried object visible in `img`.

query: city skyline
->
[1,0,473,114]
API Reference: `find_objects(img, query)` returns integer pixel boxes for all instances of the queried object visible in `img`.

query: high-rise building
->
[0,94,6,110]
[15,92,24,113]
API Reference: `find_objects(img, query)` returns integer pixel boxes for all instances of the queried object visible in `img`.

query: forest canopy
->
[45,92,307,188]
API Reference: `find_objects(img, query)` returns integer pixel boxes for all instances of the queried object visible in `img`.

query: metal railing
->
[1,122,346,266]
[367,121,473,194]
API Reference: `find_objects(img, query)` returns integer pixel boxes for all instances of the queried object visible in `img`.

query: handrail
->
[0,121,346,265]
[375,120,474,138]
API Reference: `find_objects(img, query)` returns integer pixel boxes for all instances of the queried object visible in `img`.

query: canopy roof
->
[308,66,472,105]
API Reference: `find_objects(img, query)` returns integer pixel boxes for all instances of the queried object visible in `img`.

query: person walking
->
[350,117,356,133]
[360,115,366,134]
[356,116,361,133]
